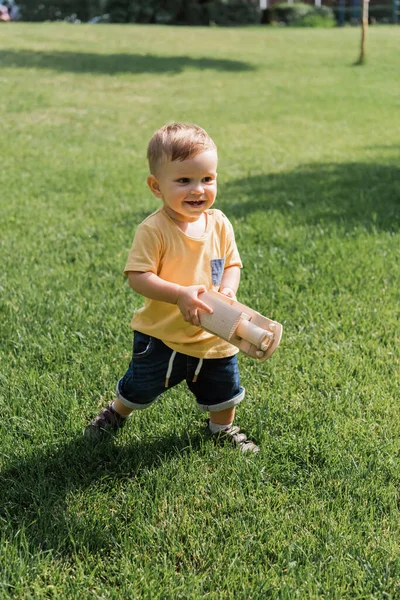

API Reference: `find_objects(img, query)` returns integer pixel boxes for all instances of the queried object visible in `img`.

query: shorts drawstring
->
[165,350,177,388]
[165,353,204,388]
[192,358,203,383]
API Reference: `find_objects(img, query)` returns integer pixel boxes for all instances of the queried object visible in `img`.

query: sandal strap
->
[238,440,260,454]
[230,432,248,444]
[206,419,260,454]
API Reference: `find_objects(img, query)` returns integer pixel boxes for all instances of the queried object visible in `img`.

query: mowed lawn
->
[1,22,400,599]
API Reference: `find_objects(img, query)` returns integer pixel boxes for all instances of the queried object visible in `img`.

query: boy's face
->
[147,150,218,223]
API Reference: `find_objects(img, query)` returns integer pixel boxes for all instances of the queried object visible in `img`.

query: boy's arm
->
[127,271,213,326]
[219,265,241,299]
[128,271,180,304]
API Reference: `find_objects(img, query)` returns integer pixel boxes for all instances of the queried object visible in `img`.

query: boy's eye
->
[203,177,213,183]
[177,178,190,184]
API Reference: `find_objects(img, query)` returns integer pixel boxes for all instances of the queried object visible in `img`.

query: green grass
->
[1,22,400,599]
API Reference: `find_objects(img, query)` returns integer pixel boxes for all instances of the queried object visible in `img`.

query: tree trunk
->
[358,0,369,64]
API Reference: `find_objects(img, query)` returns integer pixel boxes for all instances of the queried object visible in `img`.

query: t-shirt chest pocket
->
[211,258,226,285]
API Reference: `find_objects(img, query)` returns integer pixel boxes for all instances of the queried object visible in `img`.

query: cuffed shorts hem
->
[115,379,160,410]
[196,387,245,412]
[116,332,244,412]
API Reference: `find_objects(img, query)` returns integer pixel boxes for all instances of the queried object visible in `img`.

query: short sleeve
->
[223,215,242,269]
[124,224,162,275]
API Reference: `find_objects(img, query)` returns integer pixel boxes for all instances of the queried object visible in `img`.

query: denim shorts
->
[116,331,245,412]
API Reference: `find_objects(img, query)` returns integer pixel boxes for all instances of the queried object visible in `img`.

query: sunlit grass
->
[1,22,400,599]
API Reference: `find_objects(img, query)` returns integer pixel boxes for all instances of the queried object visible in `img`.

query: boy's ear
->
[147,175,163,198]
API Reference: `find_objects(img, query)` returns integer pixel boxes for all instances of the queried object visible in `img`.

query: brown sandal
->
[206,420,260,454]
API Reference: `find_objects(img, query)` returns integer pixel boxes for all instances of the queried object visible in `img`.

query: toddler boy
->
[85,123,258,453]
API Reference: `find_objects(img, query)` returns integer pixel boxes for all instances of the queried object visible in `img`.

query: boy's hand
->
[220,287,237,300]
[177,285,213,327]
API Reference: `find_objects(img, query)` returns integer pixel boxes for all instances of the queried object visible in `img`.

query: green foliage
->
[184,1,209,25]
[126,0,155,23]
[108,0,185,24]
[269,3,335,27]
[18,0,104,21]
[332,4,398,24]
[271,2,313,24]
[106,0,129,22]
[38,0,260,25]
[153,0,185,24]
[295,5,336,27]
[365,3,392,21]
[206,0,261,25]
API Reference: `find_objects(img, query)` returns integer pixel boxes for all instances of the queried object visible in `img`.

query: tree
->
[357,0,369,64]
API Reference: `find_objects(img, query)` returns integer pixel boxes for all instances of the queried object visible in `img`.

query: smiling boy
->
[84,123,259,453]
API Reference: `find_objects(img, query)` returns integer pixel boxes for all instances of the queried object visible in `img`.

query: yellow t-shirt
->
[124,207,242,358]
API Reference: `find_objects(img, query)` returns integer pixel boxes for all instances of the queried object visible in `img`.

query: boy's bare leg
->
[113,397,134,417]
[209,407,235,426]
[113,401,235,424]
[116,402,236,425]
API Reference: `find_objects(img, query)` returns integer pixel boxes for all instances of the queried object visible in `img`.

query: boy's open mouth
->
[185,200,204,207]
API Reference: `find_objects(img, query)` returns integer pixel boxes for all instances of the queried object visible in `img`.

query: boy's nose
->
[191,182,204,194]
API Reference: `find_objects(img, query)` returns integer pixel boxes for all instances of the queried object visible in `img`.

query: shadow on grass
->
[0,431,204,556]
[0,49,255,75]
[218,162,400,232]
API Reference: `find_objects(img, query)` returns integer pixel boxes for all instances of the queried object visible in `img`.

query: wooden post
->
[358,0,369,64]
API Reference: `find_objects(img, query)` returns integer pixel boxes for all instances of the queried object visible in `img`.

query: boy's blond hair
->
[147,123,217,175]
